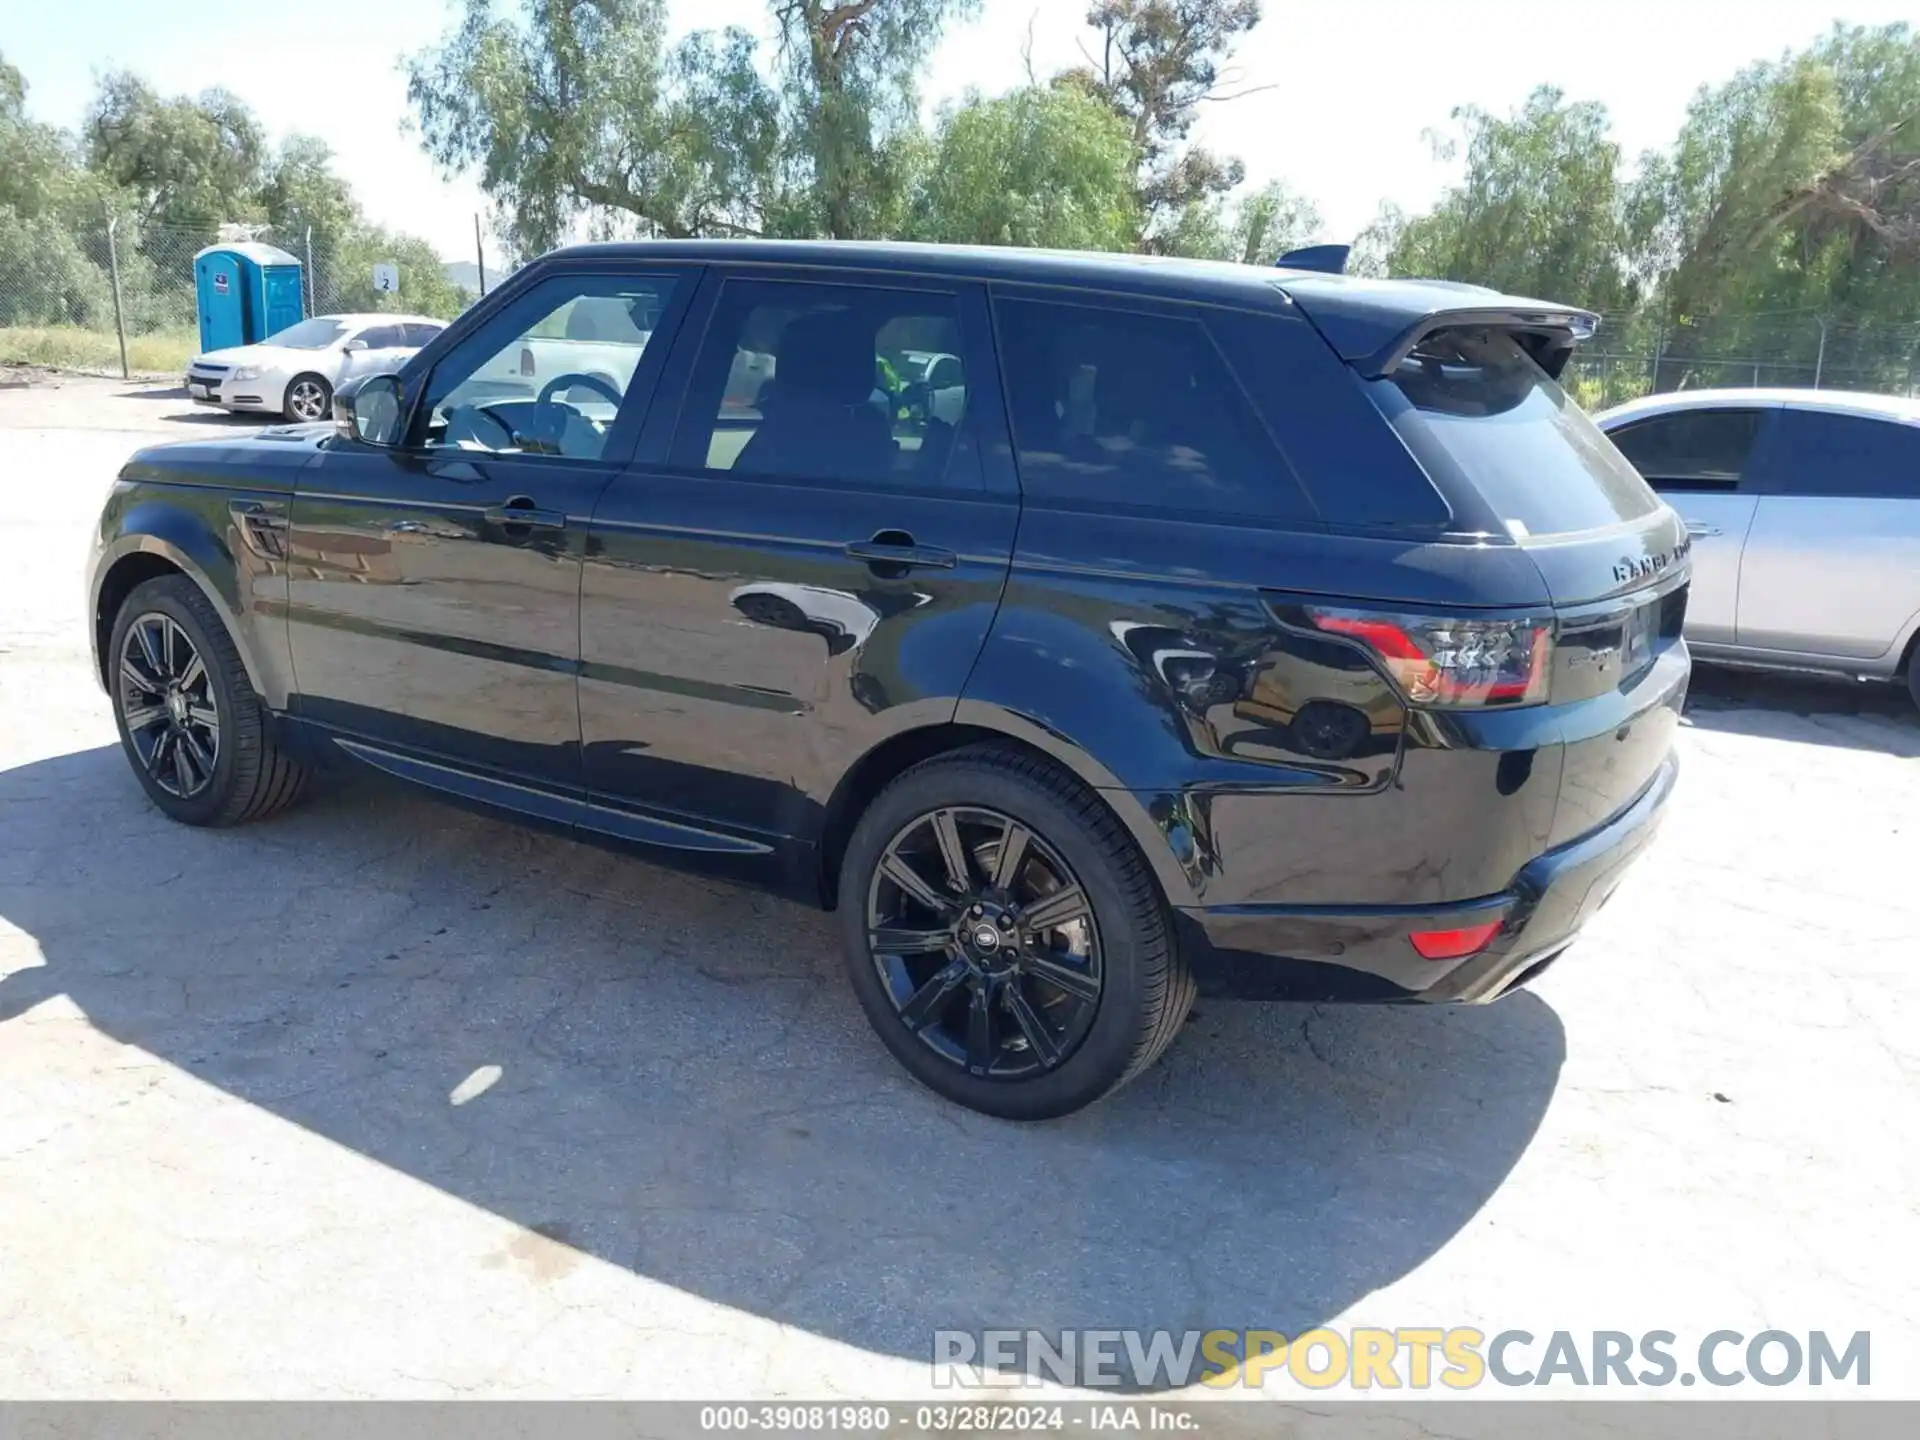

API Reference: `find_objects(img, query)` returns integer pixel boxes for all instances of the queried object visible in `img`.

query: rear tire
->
[283,373,332,423]
[108,576,310,827]
[838,744,1193,1120]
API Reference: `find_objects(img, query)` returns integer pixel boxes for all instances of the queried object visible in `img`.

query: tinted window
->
[402,322,445,347]
[1608,409,1762,492]
[672,280,969,488]
[1209,309,1445,528]
[1766,410,1920,499]
[994,298,1308,519]
[419,273,678,460]
[357,326,405,350]
[1369,328,1659,538]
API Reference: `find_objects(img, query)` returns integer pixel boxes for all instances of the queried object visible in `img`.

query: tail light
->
[519,346,536,376]
[1310,608,1552,709]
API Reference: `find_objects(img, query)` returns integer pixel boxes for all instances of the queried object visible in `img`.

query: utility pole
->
[474,213,487,298]
[105,214,130,381]
[1813,318,1828,389]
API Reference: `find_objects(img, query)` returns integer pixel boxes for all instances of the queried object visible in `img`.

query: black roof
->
[544,239,1596,376]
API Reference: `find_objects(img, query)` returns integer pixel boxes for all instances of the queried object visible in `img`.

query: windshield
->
[264,318,349,350]
[1369,328,1658,538]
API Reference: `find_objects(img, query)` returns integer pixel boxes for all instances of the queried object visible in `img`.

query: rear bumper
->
[1178,750,1678,1003]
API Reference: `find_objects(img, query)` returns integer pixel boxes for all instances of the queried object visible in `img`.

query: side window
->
[1608,410,1762,493]
[993,296,1307,519]
[358,325,405,350]
[1765,410,1920,500]
[403,323,444,347]
[418,273,678,461]
[671,279,970,487]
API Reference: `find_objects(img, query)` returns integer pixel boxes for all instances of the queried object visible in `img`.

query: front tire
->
[838,745,1193,1119]
[283,372,332,423]
[108,576,310,826]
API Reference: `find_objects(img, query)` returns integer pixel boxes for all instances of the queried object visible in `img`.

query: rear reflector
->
[1408,921,1502,961]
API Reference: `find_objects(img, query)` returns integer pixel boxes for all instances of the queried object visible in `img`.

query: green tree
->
[1630,23,1920,387]
[1058,0,1265,251]
[260,136,358,252]
[408,0,781,254]
[769,0,980,240]
[325,227,471,318]
[82,73,266,237]
[1378,87,1637,312]
[907,85,1139,249]
[1153,178,1320,263]
[407,0,976,251]
[0,49,125,231]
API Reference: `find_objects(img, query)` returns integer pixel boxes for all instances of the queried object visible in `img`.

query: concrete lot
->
[1,374,1917,1400]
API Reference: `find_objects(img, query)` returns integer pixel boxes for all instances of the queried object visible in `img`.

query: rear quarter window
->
[1369,328,1659,538]
[1764,409,1920,499]
[993,296,1316,523]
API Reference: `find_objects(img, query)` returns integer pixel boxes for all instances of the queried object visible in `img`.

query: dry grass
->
[0,325,197,378]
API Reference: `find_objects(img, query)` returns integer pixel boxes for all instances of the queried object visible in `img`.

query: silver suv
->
[1597,389,1920,711]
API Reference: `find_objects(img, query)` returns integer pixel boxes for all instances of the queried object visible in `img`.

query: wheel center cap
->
[167,690,190,725]
[971,925,1001,952]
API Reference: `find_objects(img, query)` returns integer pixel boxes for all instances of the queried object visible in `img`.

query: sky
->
[6,0,1918,268]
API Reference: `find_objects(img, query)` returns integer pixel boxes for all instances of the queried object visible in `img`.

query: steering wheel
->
[538,372,623,408]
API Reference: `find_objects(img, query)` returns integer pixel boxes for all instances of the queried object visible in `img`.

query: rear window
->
[1368,328,1659,538]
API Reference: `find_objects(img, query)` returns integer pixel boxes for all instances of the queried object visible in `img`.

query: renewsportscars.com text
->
[932,1328,1871,1391]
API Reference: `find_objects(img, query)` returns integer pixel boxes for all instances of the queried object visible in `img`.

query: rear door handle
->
[846,535,957,570]
[485,499,567,531]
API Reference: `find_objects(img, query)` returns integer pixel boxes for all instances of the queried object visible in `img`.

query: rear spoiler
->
[1366,305,1599,381]
[1276,275,1600,382]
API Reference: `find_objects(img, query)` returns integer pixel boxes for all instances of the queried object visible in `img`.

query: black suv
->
[88,241,1689,1118]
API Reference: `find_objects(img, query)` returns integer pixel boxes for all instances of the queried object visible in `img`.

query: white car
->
[185,313,448,423]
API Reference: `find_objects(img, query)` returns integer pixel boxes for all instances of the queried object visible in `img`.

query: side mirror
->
[334,373,406,446]
[342,338,368,353]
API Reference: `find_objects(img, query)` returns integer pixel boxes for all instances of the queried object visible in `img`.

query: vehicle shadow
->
[1684,666,1919,755]
[0,745,1565,1388]
[119,384,189,400]
[158,410,281,427]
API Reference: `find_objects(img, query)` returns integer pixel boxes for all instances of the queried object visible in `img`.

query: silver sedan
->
[1596,388,1920,711]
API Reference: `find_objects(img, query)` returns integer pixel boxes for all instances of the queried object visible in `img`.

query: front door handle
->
[485,498,567,531]
[846,531,957,571]
[1684,521,1722,538]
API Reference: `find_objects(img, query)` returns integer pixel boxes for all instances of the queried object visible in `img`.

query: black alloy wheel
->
[838,744,1194,1120]
[107,575,310,826]
[118,610,221,799]
[866,805,1104,1080]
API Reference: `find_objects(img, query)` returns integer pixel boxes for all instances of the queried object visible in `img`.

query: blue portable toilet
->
[192,242,305,353]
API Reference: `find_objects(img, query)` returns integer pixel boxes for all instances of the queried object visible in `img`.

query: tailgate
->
[1530,511,1692,844]
[1349,317,1693,847]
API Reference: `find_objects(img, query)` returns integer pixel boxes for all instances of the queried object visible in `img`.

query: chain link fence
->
[1564,310,1920,412]
[0,213,489,378]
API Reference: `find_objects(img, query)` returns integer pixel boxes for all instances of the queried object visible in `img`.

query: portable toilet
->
[192,242,305,353]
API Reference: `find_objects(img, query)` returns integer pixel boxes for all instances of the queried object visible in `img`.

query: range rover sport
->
[88,241,1689,1118]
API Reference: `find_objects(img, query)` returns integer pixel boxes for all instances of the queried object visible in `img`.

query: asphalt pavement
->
[1,374,1915,1402]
